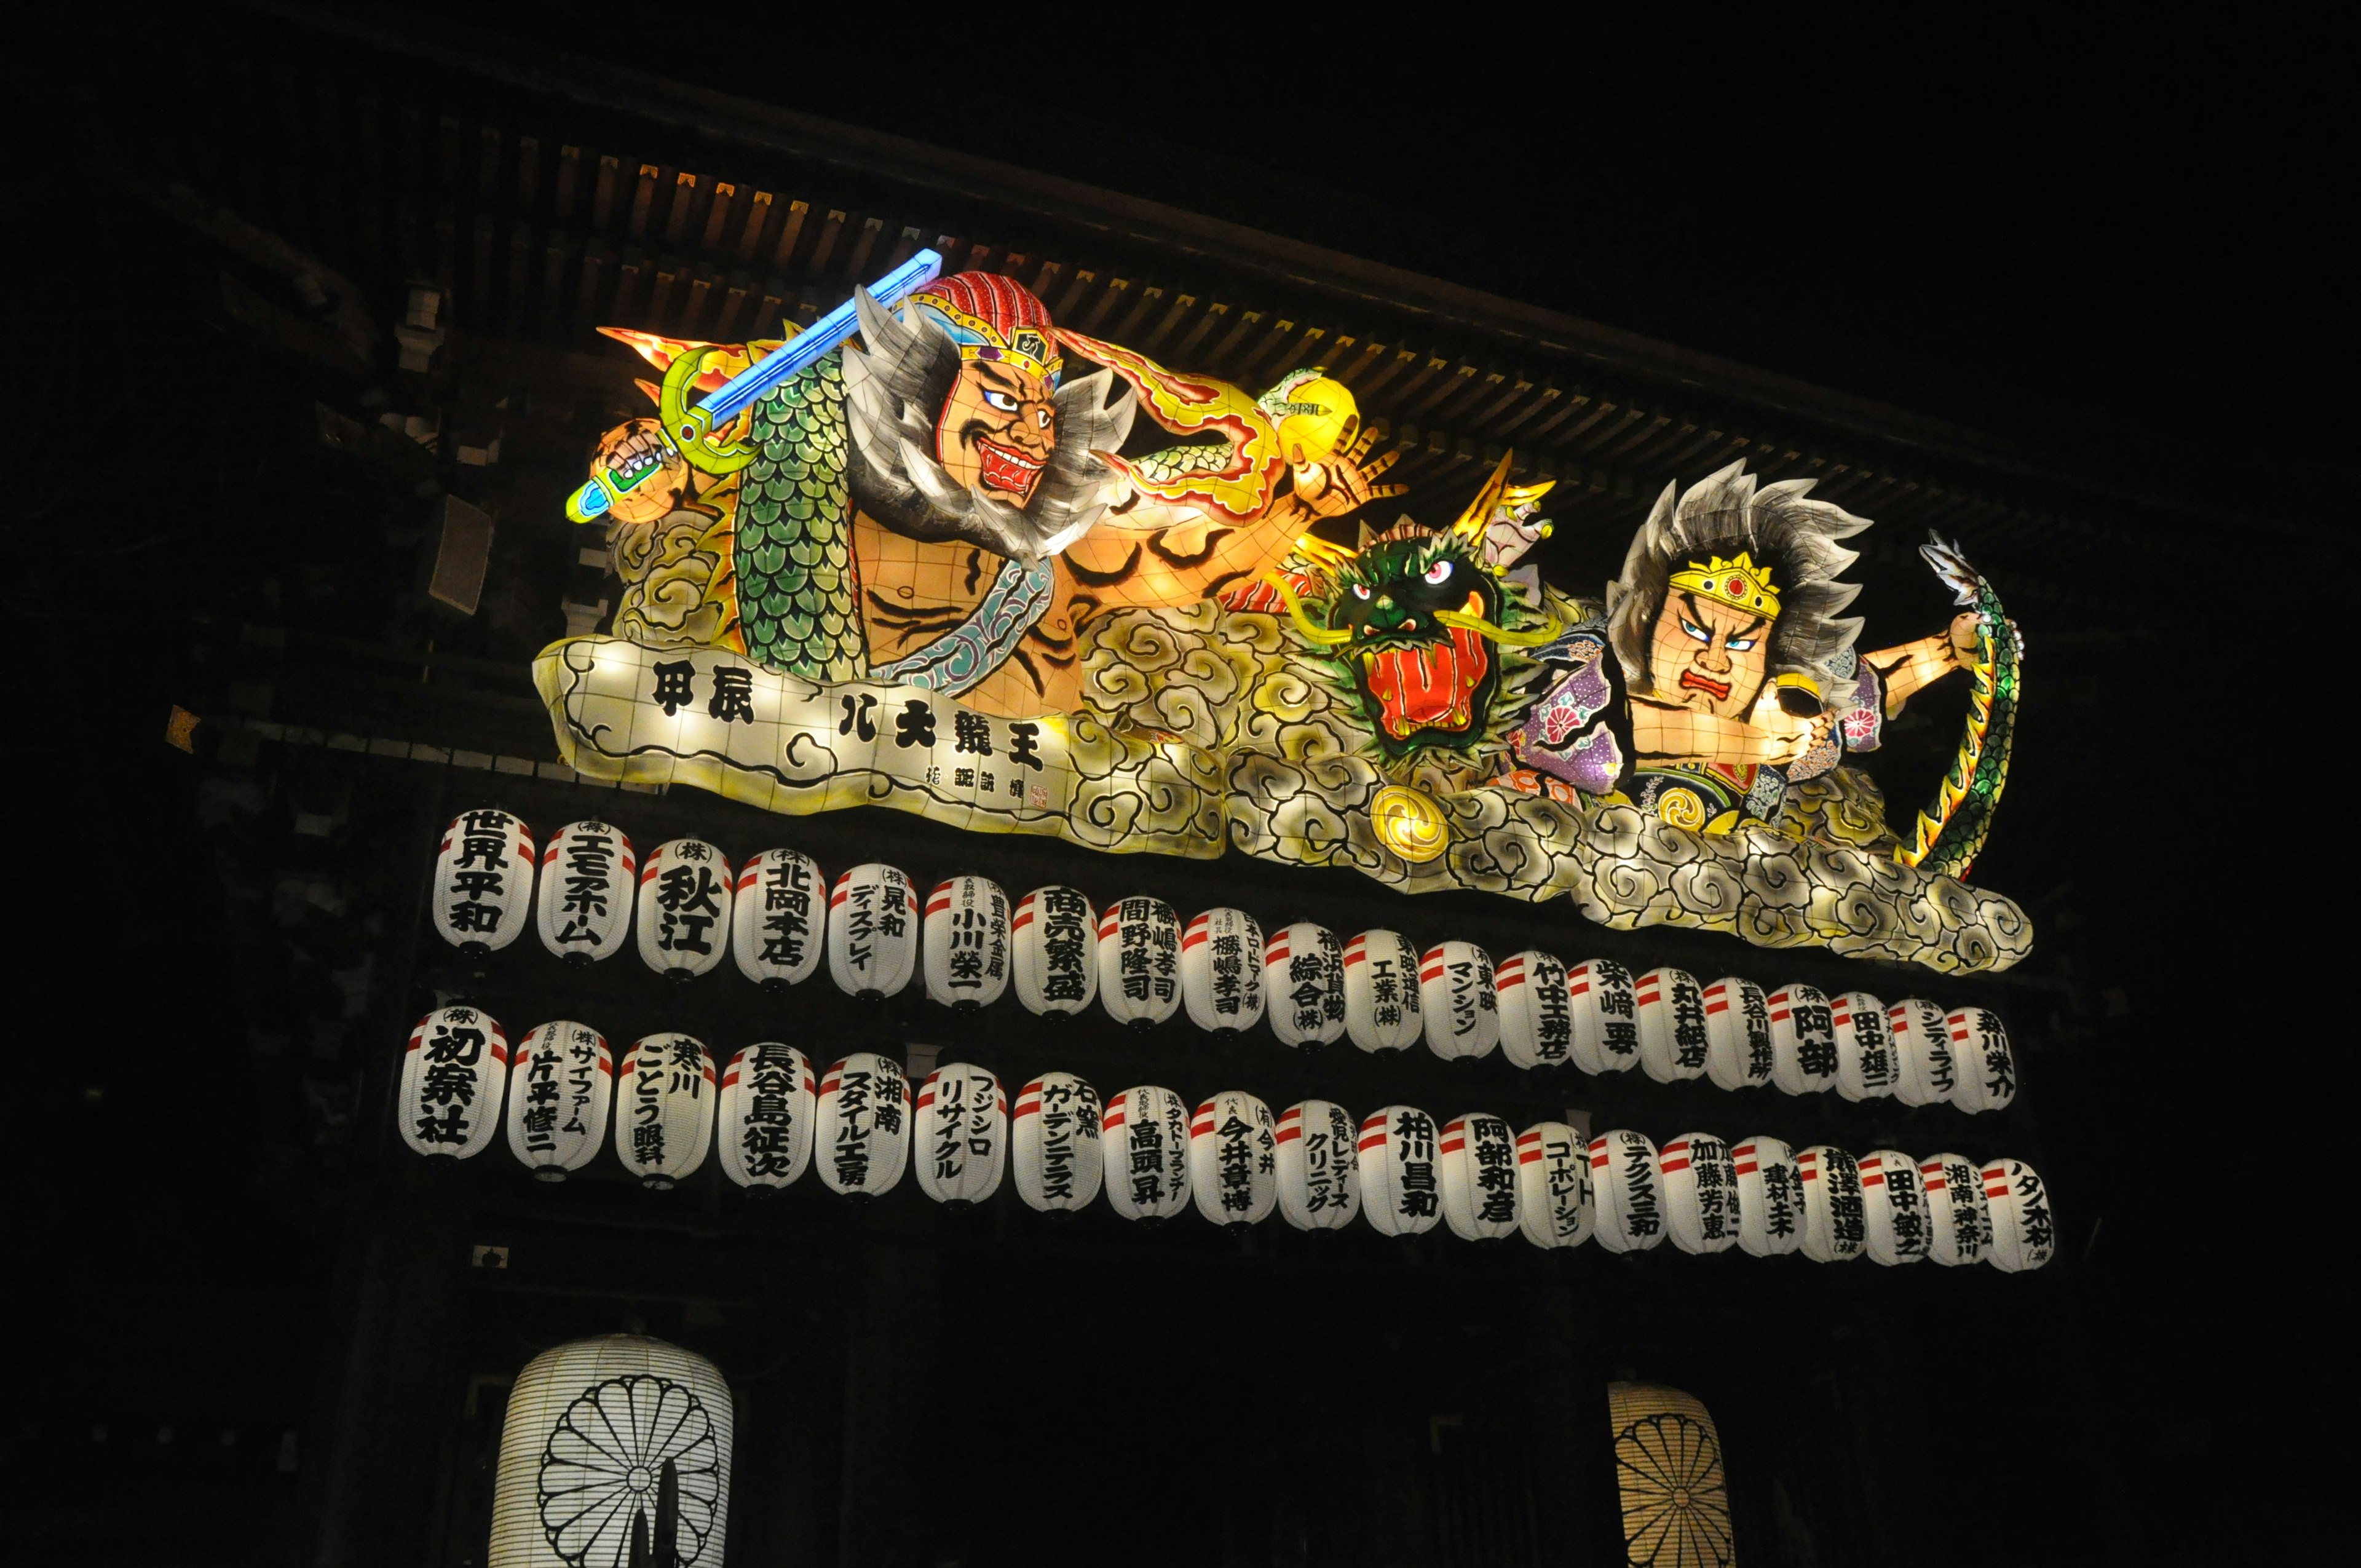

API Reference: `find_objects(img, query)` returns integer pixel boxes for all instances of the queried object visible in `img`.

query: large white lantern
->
[1766,983,1839,1095]
[826,864,920,999]
[1661,1134,1740,1256]
[1702,976,1774,1091]
[1358,1106,1442,1237]
[914,1063,1007,1206]
[433,808,536,955]
[730,849,825,989]
[1732,1136,1802,1257]
[1634,967,1710,1083]
[814,1052,911,1197]
[617,1034,716,1189]
[1188,1091,1278,1228]
[398,1005,508,1158]
[1796,1146,1867,1263]
[1590,1130,1667,1254]
[1096,897,1181,1029]
[1011,1072,1103,1213]
[1420,942,1500,1062]
[1947,1007,2019,1113]
[1181,908,1267,1036]
[507,1021,611,1179]
[1830,990,1899,1102]
[1884,999,1955,1108]
[1982,1158,2057,1273]
[922,875,1011,1010]
[535,820,633,965]
[1102,1085,1191,1221]
[1011,886,1097,1017]
[1514,1122,1594,1249]
[1859,1149,1929,1265]
[1496,951,1573,1071]
[1264,923,1347,1048]
[1439,1114,1519,1241]
[716,1043,815,1191]
[1275,1100,1359,1230]
[1567,958,1642,1074]
[489,1334,733,1568]
[635,839,734,981]
[1343,930,1425,1053]
[1919,1152,1993,1267]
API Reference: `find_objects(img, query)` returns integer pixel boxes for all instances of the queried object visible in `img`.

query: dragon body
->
[737,355,862,681]
[1900,536,2022,877]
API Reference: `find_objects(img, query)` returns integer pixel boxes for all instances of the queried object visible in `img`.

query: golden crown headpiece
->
[1667,552,1781,618]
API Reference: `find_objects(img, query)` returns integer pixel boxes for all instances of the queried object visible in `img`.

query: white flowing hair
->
[1604,461,1869,707]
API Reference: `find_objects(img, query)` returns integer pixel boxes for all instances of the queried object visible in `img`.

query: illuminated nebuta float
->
[536,259,2029,973]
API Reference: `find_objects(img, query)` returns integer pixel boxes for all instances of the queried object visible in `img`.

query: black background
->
[23,4,2346,1562]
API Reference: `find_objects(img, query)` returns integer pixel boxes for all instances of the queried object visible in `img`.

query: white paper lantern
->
[1420,943,1500,1062]
[1275,1100,1359,1230]
[1439,1114,1520,1241]
[1982,1158,2057,1273]
[1830,990,1899,1103]
[636,839,734,981]
[1011,886,1098,1017]
[813,1052,911,1197]
[1590,1130,1667,1254]
[1732,1136,1802,1258]
[398,1005,508,1158]
[826,864,920,999]
[1181,908,1267,1036]
[1661,1134,1740,1256]
[1358,1105,1442,1237]
[1188,1091,1277,1229]
[1264,923,1347,1048]
[1947,1007,2019,1114]
[1859,1149,1929,1265]
[1343,930,1425,1053]
[488,1334,733,1568]
[1096,897,1181,1029]
[1514,1123,1594,1249]
[1702,976,1774,1091]
[1765,983,1838,1095]
[922,875,1011,1010]
[433,808,536,955]
[617,1034,716,1189]
[730,849,825,989]
[1011,1072,1104,1213]
[1918,1152,1993,1267]
[717,1042,815,1190]
[507,1021,610,1179]
[1496,951,1573,1070]
[1634,967,1710,1083]
[1567,958,1641,1074]
[914,1063,1007,1206]
[535,820,633,965]
[1102,1085,1191,1221]
[1885,999,1955,1109]
[1796,1146,1867,1263]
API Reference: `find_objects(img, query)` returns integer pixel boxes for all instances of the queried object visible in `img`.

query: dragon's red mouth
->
[975,437,1046,496]
[1362,627,1490,738]
[1679,670,1733,701]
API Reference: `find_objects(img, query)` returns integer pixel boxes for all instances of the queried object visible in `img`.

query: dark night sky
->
[29,5,2351,1559]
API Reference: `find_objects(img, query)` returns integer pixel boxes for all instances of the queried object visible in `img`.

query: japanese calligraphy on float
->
[1010,885,1096,1016]
[731,849,823,988]
[619,1034,714,1187]
[636,840,732,980]
[922,876,1010,1010]
[507,1021,611,1179]
[433,810,534,956]
[815,1053,910,1197]
[1264,923,1346,1048]
[536,258,2031,975]
[717,1043,814,1190]
[1275,1101,1360,1231]
[536,821,633,964]
[400,1005,507,1158]
[826,865,919,999]
[489,1335,732,1568]
[1181,908,1266,1037]
[1438,1114,1519,1240]
[914,1064,1006,1207]
[1011,1072,1102,1213]
[1188,1091,1277,1229]
[1104,1085,1190,1221]
[1360,1107,1442,1237]
[1515,1123,1594,1250]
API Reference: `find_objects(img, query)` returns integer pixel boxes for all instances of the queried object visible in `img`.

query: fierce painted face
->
[1648,588,1774,719]
[1334,534,1502,751]
[935,357,1058,503]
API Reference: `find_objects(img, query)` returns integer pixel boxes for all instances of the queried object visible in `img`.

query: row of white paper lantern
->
[395,1007,2051,1271]
[430,813,2017,1114]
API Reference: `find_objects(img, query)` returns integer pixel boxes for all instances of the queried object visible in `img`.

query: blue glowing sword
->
[567,247,943,522]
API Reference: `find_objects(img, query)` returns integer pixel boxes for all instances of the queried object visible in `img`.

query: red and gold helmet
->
[908,272,1064,387]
